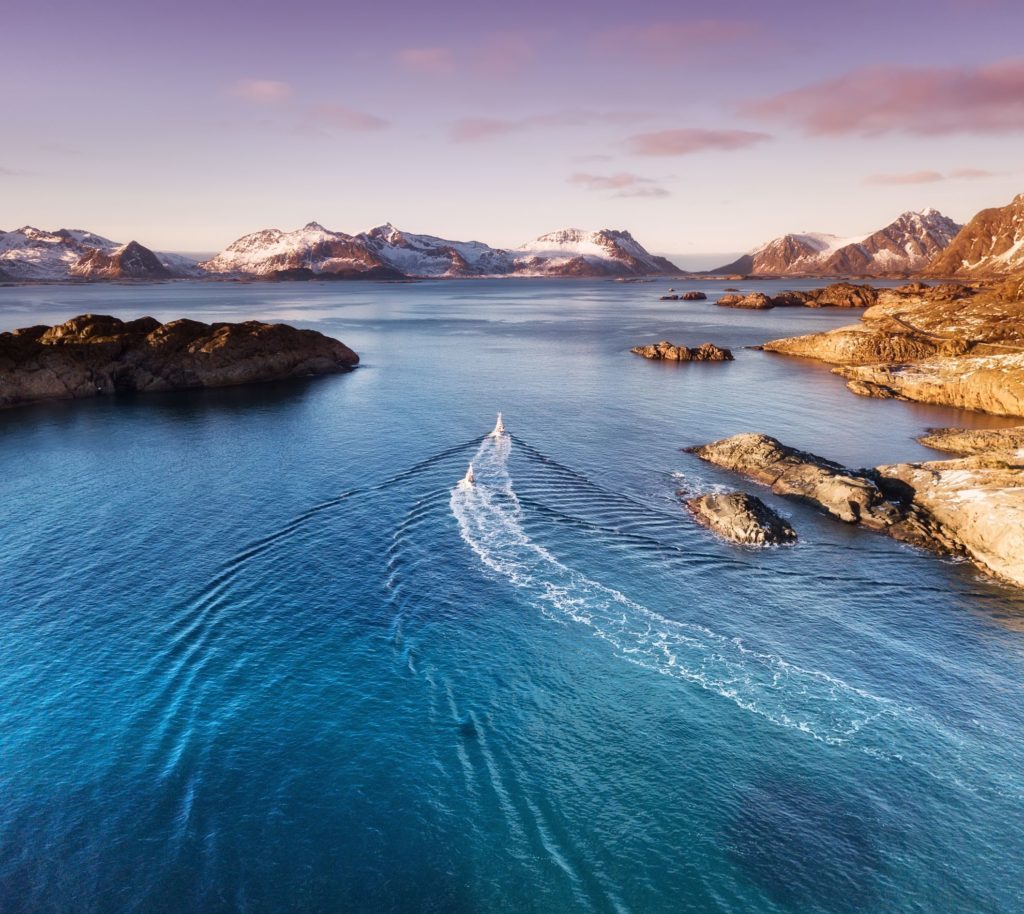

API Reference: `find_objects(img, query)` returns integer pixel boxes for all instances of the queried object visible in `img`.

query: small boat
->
[489,412,506,438]
[461,462,475,486]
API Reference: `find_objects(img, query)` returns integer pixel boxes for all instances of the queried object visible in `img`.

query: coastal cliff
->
[0,314,359,410]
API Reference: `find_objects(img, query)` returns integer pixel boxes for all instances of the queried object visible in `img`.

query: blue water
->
[1,279,1023,913]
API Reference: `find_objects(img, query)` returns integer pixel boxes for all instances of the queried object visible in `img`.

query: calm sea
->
[1,279,1022,913]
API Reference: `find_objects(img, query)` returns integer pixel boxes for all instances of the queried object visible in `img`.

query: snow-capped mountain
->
[712,209,961,276]
[513,228,679,276]
[199,222,397,279]
[357,224,515,277]
[925,193,1024,278]
[0,227,197,280]
[201,223,681,279]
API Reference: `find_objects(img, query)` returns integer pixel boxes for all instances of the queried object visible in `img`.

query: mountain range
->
[0,224,681,282]
[711,209,963,277]
[200,223,680,279]
[3,192,1023,283]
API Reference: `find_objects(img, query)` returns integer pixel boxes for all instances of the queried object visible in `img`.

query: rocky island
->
[631,341,733,362]
[684,491,797,546]
[0,314,359,410]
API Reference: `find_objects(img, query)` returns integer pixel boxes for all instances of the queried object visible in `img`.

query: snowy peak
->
[0,226,193,281]
[516,228,679,276]
[713,208,962,276]
[926,192,1024,278]
[201,223,680,279]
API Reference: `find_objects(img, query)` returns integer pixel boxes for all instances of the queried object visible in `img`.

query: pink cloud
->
[569,172,670,198]
[451,110,649,143]
[309,104,389,131]
[744,60,1024,136]
[593,19,759,56]
[227,79,293,104]
[394,47,456,75]
[950,167,997,179]
[864,170,945,185]
[627,128,770,156]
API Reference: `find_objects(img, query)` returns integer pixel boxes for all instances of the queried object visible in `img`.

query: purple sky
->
[3,0,1024,257]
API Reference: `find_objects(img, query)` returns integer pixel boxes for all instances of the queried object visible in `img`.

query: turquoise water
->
[1,280,1023,913]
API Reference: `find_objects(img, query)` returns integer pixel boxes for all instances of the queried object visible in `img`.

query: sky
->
[2,0,1024,262]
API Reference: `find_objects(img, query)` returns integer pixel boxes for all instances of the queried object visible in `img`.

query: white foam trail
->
[450,436,906,748]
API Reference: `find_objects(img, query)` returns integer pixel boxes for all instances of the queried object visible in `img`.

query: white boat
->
[461,462,475,486]
[489,412,506,438]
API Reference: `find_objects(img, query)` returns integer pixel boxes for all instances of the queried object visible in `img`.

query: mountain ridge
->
[711,209,962,277]
[925,193,1024,278]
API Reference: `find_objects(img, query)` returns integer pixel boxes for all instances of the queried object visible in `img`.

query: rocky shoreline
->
[0,314,359,410]
[760,279,1024,416]
[684,432,1024,589]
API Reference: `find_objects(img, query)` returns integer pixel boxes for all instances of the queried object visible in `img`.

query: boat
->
[461,463,475,486]
[489,412,506,438]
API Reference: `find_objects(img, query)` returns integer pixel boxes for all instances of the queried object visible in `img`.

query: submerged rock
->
[660,294,680,301]
[0,313,359,410]
[631,340,734,362]
[685,491,797,546]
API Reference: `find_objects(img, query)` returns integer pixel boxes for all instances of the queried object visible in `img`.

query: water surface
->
[1,279,1023,913]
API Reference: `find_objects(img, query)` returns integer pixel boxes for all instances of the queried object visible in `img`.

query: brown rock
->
[681,291,707,301]
[687,432,1024,589]
[685,433,900,528]
[685,491,797,546]
[0,314,359,410]
[631,340,733,362]
[717,292,774,310]
[918,425,1024,455]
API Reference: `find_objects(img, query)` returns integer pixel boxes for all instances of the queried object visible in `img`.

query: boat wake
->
[450,434,908,750]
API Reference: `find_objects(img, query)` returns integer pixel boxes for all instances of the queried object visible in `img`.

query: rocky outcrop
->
[687,432,1024,588]
[685,491,797,546]
[877,455,1024,588]
[925,192,1024,278]
[837,353,1024,417]
[685,434,899,528]
[0,314,359,410]
[762,281,1024,416]
[631,341,733,362]
[682,291,707,301]
[918,425,1024,455]
[763,326,944,365]
[717,292,774,310]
